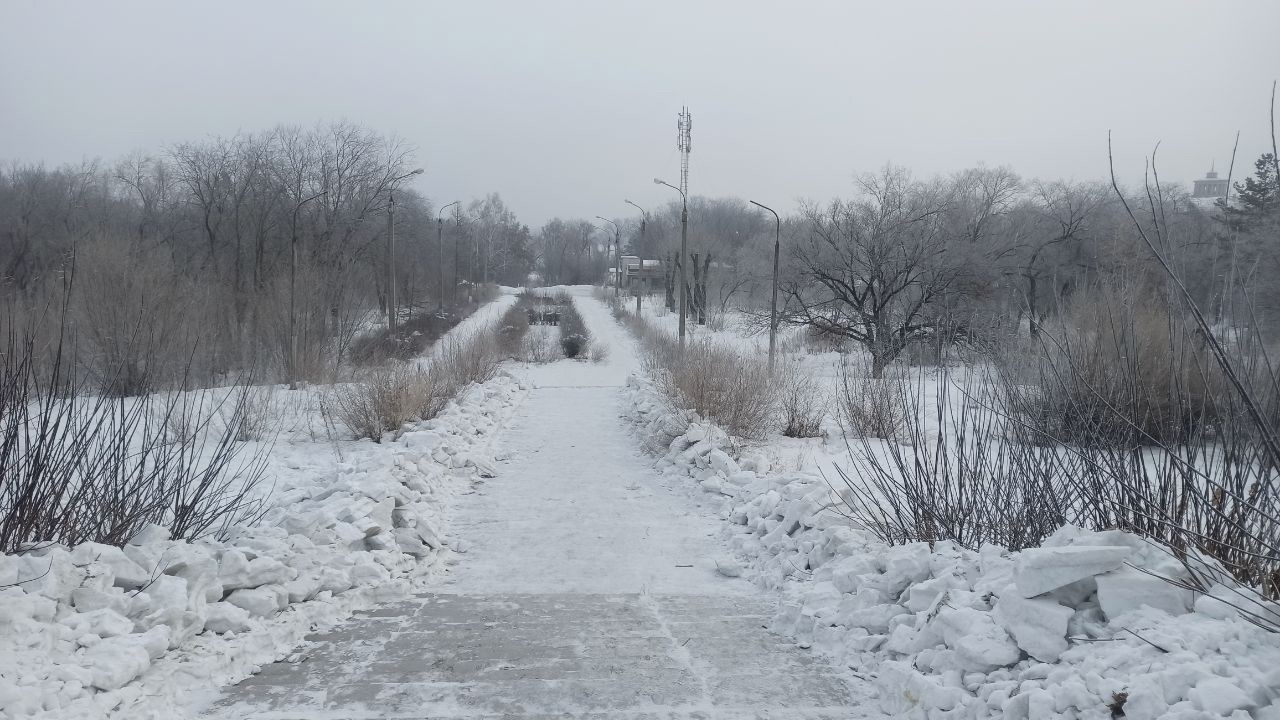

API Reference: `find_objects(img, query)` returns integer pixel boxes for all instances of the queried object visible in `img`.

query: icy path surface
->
[204,289,880,719]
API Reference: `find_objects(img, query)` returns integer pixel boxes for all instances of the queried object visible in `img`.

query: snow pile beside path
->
[624,373,1280,720]
[0,373,527,719]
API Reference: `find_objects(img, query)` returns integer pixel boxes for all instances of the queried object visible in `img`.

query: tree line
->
[0,122,533,392]
[3,117,1276,390]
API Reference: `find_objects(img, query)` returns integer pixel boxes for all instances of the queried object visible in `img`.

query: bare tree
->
[1013,180,1110,337]
[786,166,962,377]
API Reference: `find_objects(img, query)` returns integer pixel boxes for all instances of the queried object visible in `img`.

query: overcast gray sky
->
[2,0,1276,226]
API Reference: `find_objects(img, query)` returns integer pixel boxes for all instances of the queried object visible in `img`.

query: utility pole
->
[437,200,459,313]
[653,107,692,352]
[453,209,462,305]
[596,216,620,296]
[749,200,782,373]
[625,199,647,313]
[674,108,694,352]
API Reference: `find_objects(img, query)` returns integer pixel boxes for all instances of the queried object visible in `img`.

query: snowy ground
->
[619,299,1280,719]
[1,296,524,719]
[200,286,884,718]
[10,289,1280,719]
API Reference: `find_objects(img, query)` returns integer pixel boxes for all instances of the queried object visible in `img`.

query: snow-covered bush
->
[557,296,590,359]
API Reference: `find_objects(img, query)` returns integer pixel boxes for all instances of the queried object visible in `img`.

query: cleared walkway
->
[203,291,877,719]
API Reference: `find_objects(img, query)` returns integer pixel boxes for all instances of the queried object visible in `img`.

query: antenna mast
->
[677,107,692,197]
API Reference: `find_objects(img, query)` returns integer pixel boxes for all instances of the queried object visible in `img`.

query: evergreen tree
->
[1219,153,1280,231]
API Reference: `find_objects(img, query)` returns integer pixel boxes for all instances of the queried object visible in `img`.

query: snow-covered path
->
[203,290,879,719]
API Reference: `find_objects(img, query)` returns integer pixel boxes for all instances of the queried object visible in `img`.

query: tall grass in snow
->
[331,325,502,442]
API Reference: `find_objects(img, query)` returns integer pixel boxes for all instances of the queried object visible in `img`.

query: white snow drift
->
[0,372,527,718]
[624,372,1280,720]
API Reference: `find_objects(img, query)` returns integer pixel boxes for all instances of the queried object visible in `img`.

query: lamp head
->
[652,178,663,185]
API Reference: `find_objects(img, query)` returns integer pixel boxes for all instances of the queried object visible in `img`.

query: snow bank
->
[0,373,527,719]
[624,373,1280,719]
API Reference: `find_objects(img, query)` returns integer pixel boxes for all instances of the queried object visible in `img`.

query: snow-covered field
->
[618,300,1280,719]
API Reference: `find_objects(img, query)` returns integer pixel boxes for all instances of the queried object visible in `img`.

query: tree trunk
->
[665,253,677,311]
[690,253,702,324]
[1027,273,1039,339]
[871,351,889,380]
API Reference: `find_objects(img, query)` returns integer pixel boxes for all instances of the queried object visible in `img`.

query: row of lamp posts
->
[357,167,783,386]
[605,188,782,372]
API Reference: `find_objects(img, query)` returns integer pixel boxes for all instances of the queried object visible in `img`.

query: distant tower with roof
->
[1193,163,1229,200]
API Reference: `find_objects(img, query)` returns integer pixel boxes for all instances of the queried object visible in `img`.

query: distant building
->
[1193,166,1229,200]
[608,256,664,292]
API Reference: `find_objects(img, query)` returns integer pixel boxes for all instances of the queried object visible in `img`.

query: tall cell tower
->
[677,107,692,197]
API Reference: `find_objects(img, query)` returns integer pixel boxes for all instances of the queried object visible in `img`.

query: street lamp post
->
[595,216,620,297]
[625,199,647,313]
[453,211,463,305]
[749,200,782,373]
[654,178,688,354]
[288,189,327,389]
[386,168,424,332]
[437,200,459,313]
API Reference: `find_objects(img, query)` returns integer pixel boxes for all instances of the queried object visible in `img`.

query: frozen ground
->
[201,287,884,718]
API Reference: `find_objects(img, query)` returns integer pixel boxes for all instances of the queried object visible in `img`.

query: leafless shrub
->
[704,306,727,332]
[333,325,503,442]
[497,296,532,357]
[644,337,775,440]
[902,338,944,367]
[776,361,825,438]
[520,328,561,363]
[75,239,206,395]
[351,285,501,367]
[835,367,1073,551]
[0,315,271,551]
[802,324,848,354]
[434,327,502,388]
[836,358,906,440]
[231,386,282,442]
[1007,287,1227,448]
[330,366,429,442]
[590,341,610,363]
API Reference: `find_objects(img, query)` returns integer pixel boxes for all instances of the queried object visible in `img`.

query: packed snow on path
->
[200,285,885,719]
